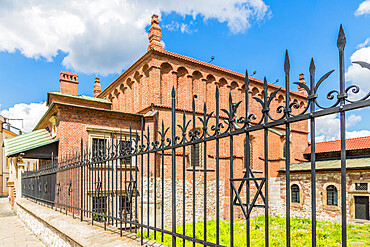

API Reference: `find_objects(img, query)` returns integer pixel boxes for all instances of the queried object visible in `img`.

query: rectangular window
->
[119,195,132,219]
[356,183,368,191]
[5,178,8,187]
[92,196,107,222]
[191,143,200,167]
[92,138,107,157]
[120,140,132,166]
[5,158,8,169]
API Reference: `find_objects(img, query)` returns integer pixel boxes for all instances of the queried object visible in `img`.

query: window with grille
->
[244,140,253,169]
[327,185,338,206]
[92,138,107,157]
[355,183,368,191]
[119,195,132,218]
[191,143,201,167]
[92,196,107,222]
[119,140,132,166]
[291,184,300,203]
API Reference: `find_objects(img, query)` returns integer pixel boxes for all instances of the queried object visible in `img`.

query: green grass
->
[138,216,370,246]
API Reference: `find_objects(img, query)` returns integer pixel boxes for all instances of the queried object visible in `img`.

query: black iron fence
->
[22,26,370,247]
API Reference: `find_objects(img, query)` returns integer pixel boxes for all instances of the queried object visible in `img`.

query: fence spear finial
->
[337,24,346,51]
[284,50,290,74]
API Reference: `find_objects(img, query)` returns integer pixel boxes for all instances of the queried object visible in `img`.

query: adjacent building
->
[279,136,370,222]
[0,115,38,204]
[0,115,19,197]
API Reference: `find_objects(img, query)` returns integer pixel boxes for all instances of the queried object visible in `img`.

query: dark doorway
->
[355,196,369,220]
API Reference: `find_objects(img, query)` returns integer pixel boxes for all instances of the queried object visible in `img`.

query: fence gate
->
[22,26,370,247]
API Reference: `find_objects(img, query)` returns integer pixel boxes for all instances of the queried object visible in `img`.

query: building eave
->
[99,48,307,100]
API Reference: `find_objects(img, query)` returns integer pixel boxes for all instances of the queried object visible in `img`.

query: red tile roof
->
[304,136,370,154]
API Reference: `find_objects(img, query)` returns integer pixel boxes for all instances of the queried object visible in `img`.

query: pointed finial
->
[263,77,268,90]
[244,69,249,87]
[309,58,315,75]
[171,86,175,98]
[284,50,290,74]
[337,24,346,51]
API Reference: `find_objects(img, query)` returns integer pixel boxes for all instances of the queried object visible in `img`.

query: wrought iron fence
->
[22,26,370,247]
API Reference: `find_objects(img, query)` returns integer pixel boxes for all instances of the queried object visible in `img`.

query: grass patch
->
[138,216,370,246]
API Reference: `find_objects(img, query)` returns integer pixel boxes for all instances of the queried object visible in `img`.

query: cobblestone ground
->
[0,197,44,247]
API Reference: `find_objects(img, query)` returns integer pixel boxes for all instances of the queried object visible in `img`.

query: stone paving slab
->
[0,197,44,247]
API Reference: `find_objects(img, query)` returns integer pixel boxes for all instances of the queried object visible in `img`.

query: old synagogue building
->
[7,14,368,226]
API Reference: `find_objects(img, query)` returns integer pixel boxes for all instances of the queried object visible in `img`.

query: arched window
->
[327,185,338,206]
[244,140,253,169]
[291,184,300,203]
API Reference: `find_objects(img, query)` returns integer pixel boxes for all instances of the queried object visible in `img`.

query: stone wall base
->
[16,198,163,247]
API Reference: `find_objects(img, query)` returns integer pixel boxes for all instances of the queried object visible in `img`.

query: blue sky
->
[0,0,369,140]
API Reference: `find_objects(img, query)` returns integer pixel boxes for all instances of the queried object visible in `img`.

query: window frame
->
[291,184,300,203]
[190,143,201,167]
[326,185,338,206]
[91,195,108,222]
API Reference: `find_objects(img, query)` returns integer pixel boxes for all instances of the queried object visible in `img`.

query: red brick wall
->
[60,80,78,96]
[56,105,141,157]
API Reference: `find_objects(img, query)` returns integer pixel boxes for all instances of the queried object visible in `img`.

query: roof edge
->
[99,51,152,97]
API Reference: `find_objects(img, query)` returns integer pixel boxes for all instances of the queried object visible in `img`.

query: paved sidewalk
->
[0,197,44,247]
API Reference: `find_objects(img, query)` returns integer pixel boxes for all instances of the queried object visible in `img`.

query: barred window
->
[291,184,300,203]
[244,140,253,169]
[92,196,107,222]
[191,143,201,167]
[119,140,132,166]
[327,185,338,206]
[119,195,132,218]
[92,138,107,157]
[355,183,368,191]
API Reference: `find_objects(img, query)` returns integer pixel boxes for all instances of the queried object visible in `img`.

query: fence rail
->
[22,26,370,247]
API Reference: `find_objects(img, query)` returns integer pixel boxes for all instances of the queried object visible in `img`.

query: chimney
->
[147,14,163,51]
[94,77,102,97]
[298,73,307,96]
[60,71,79,95]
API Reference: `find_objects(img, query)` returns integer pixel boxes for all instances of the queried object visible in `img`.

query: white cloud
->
[0,0,270,75]
[164,21,196,34]
[355,0,370,16]
[346,39,370,100]
[1,102,47,133]
[356,38,370,49]
[314,114,369,142]
[346,130,370,139]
